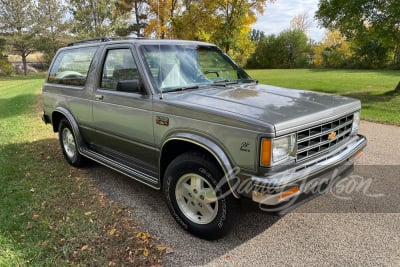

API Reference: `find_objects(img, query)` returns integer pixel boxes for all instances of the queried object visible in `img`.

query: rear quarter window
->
[47,47,98,86]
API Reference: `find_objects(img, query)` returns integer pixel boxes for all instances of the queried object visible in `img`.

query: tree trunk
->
[22,54,28,76]
[395,81,400,93]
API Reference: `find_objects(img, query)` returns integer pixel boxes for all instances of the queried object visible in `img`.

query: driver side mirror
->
[116,80,143,94]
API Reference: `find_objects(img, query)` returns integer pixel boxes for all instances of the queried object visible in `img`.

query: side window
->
[100,49,140,92]
[48,47,97,86]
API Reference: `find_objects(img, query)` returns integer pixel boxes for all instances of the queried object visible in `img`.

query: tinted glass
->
[48,47,97,86]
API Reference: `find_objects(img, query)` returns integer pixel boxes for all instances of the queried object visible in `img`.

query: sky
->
[254,0,326,42]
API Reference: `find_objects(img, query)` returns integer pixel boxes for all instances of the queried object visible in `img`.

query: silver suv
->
[42,37,367,239]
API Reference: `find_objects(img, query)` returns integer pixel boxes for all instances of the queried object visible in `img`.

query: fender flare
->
[161,132,240,198]
[53,107,85,151]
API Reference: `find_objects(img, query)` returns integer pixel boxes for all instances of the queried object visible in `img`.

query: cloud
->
[255,0,326,41]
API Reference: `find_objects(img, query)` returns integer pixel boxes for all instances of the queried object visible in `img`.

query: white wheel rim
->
[62,128,76,159]
[175,173,218,224]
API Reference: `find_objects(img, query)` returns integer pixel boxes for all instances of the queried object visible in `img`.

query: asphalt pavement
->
[89,120,400,266]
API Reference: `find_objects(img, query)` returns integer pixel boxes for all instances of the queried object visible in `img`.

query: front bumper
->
[250,134,367,213]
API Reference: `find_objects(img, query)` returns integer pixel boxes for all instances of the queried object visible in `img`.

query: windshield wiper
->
[212,80,239,87]
[162,85,199,93]
[239,78,258,84]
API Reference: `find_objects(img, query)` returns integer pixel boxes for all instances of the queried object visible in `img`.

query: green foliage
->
[247,29,311,68]
[114,0,148,37]
[35,0,69,64]
[314,30,352,68]
[316,0,400,65]
[0,56,13,76]
[68,0,115,38]
[0,0,38,75]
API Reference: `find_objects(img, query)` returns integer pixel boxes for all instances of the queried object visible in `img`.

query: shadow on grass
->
[343,90,399,103]
[308,68,400,77]
[0,94,37,119]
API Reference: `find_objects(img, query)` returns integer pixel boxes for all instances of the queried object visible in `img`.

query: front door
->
[92,46,156,176]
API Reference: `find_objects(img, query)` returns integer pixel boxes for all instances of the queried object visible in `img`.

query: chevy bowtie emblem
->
[328,131,337,140]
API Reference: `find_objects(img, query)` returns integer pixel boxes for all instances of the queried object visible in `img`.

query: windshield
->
[140,44,254,93]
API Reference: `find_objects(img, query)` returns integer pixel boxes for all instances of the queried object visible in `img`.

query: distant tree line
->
[1,0,400,76]
[248,0,400,69]
[0,0,273,75]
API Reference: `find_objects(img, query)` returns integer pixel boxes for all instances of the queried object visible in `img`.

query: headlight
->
[352,111,360,134]
[261,134,297,167]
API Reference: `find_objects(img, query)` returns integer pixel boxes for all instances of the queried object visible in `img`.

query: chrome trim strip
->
[251,135,367,189]
[81,148,160,190]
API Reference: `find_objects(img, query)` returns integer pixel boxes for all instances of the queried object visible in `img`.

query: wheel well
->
[160,140,223,185]
[51,111,66,132]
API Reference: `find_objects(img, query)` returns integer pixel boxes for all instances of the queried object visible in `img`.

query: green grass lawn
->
[0,74,164,266]
[247,69,400,125]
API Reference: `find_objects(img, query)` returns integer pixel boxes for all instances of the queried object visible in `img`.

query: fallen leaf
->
[165,247,174,254]
[32,214,39,220]
[109,228,116,236]
[156,245,167,252]
[81,245,89,251]
[19,212,25,216]
[136,232,151,241]
[84,211,92,216]
[143,247,149,257]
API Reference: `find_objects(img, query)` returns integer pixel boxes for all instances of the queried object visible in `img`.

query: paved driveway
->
[90,121,400,266]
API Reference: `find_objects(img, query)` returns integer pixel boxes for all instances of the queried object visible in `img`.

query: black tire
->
[163,152,237,240]
[58,118,86,167]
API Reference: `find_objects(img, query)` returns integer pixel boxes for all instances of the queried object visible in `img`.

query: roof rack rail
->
[108,36,147,41]
[68,36,110,46]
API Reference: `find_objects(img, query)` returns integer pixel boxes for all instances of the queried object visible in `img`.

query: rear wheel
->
[163,152,237,239]
[58,119,85,167]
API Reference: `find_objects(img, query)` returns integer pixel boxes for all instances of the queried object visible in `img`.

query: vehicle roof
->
[65,38,216,49]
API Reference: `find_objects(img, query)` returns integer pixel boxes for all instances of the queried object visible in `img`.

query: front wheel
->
[163,152,237,240]
[58,119,86,167]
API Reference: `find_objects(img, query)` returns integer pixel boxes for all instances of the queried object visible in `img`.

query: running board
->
[80,147,160,190]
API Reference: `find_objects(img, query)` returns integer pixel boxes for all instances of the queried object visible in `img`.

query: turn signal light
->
[278,186,300,201]
[260,139,272,166]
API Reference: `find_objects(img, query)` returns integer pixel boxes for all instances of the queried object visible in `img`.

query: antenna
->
[158,0,164,100]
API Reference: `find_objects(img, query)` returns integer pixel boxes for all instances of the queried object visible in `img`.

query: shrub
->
[0,56,13,76]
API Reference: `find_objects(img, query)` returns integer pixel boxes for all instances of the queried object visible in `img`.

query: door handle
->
[95,94,104,100]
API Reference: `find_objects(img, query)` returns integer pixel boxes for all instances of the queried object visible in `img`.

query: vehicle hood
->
[164,83,361,135]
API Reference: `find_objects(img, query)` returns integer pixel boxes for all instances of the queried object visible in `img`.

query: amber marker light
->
[260,139,272,166]
[355,150,363,159]
[278,186,300,201]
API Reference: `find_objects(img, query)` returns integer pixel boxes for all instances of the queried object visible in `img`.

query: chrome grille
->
[296,114,354,161]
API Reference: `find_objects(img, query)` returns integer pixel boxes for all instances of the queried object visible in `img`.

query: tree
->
[114,0,148,37]
[213,0,271,53]
[247,29,310,68]
[68,0,116,38]
[290,12,313,33]
[142,0,273,63]
[145,0,180,39]
[314,30,352,68]
[35,0,69,63]
[0,0,38,76]
[316,0,400,65]
[278,29,310,68]
[171,0,219,41]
